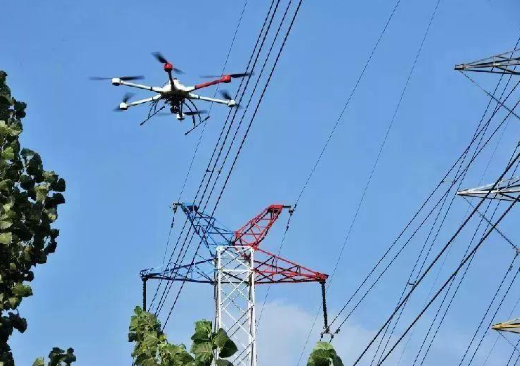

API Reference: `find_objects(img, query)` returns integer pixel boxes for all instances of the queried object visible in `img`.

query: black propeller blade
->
[122,93,134,103]
[114,93,134,112]
[152,52,184,74]
[89,75,144,81]
[229,72,252,78]
[220,90,233,100]
[219,91,241,108]
[185,110,208,116]
[152,51,168,64]
[200,72,252,79]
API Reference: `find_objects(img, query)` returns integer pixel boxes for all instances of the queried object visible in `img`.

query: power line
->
[293,0,404,208]
[466,261,520,366]
[329,75,520,333]
[148,0,252,311]
[351,146,520,365]
[395,52,520,365]
[377,197,520,366]
[157,0,287,317]
[151,0,282,314]
[403,54,520,365]
[161,0,306,326]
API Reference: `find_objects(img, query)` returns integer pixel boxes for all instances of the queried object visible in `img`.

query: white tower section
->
[216,246,257,366]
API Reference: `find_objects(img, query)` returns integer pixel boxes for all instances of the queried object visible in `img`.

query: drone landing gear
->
[170,106,185,121]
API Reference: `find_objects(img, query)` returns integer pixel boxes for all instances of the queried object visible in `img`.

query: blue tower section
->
[140,203,234,284]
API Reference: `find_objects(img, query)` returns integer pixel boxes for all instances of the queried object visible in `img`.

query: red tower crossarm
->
[231,204,327,283]
[233,204,289,249]
[253,247,328,284]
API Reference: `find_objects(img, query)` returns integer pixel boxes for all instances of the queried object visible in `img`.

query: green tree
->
[307,342,343,366]
[129,306,238,366]
[0,71,72,365]
[32,348,76,366]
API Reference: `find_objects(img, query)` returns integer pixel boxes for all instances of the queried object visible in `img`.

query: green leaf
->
[191,342,213,364]
[0,219,12,229]
[191,320,212,343]
[45,207,58,221]
[51,178,66,192]
[333,355,344,366]
[12,283,33,297]
[35,184,49,202]
[214,329,237,358]
[2,146,15,160]
[307,342,343,366]
[215,359,233,366]
[20,174,35,190]
[212,328,229,348]
[32,357,45,366]
[0,231,12,244]
[313,342,335,351]
[142,333,160,349]
[8,296,21,308]
[0,94,11,106]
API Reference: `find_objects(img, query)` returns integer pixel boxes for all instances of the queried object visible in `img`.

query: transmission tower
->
[455,49,520,342]
[141,203,328,366]
[455,48,520,75]
[457,176,520,201]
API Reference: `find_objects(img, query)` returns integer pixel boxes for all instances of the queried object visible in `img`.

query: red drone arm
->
[194,75,232,90]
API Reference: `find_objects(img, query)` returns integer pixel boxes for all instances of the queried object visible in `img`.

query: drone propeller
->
[220,90,233,101]
[152,52,184,74]
[201,72,252,79]
[122,93,134,103]
[152,51,168,64]
[89,75,144,81]
[114,93,134,111]
[219,90,241,109]
[185,110,208,116]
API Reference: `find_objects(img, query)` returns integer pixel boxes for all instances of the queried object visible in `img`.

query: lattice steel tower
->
[455,48,520,336]
[141,203,328,366]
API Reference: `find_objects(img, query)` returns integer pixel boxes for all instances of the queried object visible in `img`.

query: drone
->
[90,52,251,130]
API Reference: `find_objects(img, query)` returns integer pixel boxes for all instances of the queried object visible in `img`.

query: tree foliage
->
[307,342,343,366]
[32,348,76,366]
[0,70,70,365]
[129,306,238,366]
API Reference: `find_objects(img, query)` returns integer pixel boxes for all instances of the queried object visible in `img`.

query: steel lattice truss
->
[455,49,520,75]
[141,203,328,366]
[141,203,328,284]
[457,176,520,201]
[216,246,257,366]
[454,51,520,341]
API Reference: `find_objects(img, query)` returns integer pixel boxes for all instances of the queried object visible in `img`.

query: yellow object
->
[492,318,520,333]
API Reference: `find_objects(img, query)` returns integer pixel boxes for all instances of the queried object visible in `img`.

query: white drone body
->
[113,77,236,120]
[91,52,249,127]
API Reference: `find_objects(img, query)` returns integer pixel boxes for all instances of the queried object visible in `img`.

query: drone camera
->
[111,78,122,86]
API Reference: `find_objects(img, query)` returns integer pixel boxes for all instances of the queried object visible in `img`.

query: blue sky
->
[2,0,520,365]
